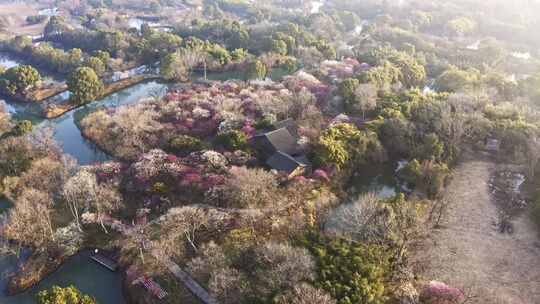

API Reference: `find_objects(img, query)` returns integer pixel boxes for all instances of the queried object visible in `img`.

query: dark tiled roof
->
[266,151,307,174]
[253,127,298,156]
[273,118,298,137]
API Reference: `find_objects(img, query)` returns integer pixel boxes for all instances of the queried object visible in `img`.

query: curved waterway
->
[7,80,169,165]
[1,80,169,302]
[0,251,125,303]
[0,53,286,301]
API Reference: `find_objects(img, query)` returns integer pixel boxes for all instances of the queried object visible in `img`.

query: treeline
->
[0,35,110,77]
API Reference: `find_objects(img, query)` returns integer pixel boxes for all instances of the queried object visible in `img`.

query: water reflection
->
[5,81,169,165]
[0,251,125,304]
[347,162,400,200]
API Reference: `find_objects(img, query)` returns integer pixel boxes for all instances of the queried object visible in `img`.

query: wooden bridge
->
[90,254,118,272]
[152,250,220,304]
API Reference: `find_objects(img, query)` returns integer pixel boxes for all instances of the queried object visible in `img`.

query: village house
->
[251,123,311,178]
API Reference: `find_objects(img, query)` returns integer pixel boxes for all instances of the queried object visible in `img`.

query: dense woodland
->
[1,0,540,303]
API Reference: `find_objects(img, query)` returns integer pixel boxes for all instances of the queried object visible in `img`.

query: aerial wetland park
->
[0,0,540,303]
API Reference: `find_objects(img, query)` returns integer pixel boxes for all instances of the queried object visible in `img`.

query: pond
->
[347,162,402,200]
[0,197,11,214]
[0,251,125,304]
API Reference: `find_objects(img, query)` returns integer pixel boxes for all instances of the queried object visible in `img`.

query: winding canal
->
[1,53,172,302]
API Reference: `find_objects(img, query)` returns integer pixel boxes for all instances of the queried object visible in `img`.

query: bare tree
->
[254,242,315,295]
[94,183,124,233]
[354,83,378,119]
[274,283,337,304]
[208,267,247,304]
[216,166,280,209]
[4,189,55,252]
[114,103,162,157]
[0,102,12,136]
[154,206,211,256]
[326,192,390,243]
[63,169,97,232]
[63,169,123,233]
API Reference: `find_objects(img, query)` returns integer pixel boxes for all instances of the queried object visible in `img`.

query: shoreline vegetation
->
[1,0,540,303]
[40,74,161,118]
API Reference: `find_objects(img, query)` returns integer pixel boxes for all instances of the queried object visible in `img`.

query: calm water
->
[0,251,125,304]
[0,54,19,69]
[0,198,11,214]
[347,162,401,200]
[8,81,169,165]
[2,80,168,302]
[0,52,58,83]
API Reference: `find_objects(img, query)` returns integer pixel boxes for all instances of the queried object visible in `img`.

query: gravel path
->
[415,160,540,303]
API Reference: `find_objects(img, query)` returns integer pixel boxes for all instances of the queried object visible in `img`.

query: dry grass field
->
[414,160,540,303]
[0,2,45,36]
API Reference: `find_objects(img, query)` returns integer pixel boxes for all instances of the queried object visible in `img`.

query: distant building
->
[252,127,299,158]
[266,151,312,178]
[251,123,311,178]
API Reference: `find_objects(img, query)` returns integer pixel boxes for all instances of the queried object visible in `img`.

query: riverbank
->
[412,158,540,303]
[7,250,69,295]
[41,75,161,118]
[0,83,68,104]
[6,242,122,295]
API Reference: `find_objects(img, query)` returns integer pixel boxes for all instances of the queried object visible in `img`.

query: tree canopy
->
[36,285,96,304]
[67,67,104,105]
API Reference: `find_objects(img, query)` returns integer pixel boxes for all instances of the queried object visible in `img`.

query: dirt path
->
[414,160,540,303]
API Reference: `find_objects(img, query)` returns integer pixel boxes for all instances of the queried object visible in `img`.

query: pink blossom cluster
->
[319,58,362,80]
[128,149,229,193]
[283,71,331,103]
[161,81,295,137]
[420,281,465,304]
[162,90,221,137]
[93,161,125,182]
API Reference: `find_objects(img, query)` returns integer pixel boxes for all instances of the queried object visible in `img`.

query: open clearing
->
[414,159,540,303]
[0,2,44,36]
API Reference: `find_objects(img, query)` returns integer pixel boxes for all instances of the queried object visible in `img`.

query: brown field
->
[0,2,45,36]
[413,159,540,303]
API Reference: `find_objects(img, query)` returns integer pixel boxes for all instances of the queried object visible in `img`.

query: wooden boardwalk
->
[87,214,219,304]
[90,254,118,271]
[152,250,219,304]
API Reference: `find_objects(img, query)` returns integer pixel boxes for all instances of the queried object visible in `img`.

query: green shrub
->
[36,285,96,304]
[12,120,33,136]
[152,182,168,194]
[314,123,386,170]
[216,130,248,151]
[169,135,204,154]
[303,233,389,304]
[400,159,450,198]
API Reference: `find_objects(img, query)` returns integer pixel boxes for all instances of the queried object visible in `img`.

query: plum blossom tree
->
[63,169,123,233]
[253,242,315,296]
[4,189,55,252]
[216,166,279,208]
